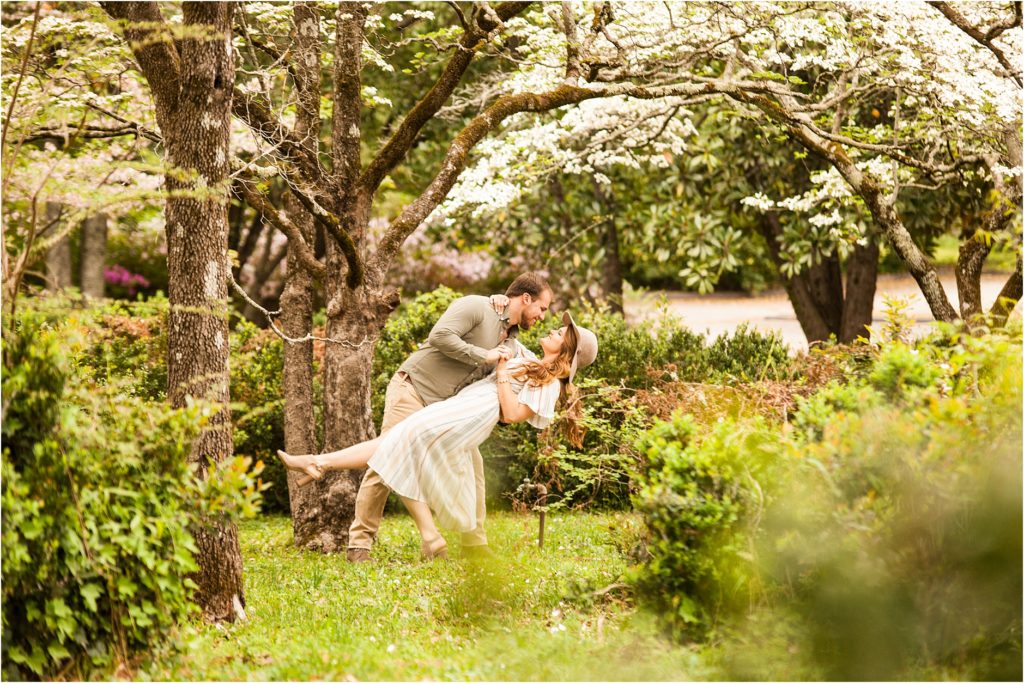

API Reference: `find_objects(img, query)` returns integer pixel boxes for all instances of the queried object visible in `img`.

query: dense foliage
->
[4,288,1020,680]
[1,306,264,679]
[631,324,1023,679]
[632,413,783,633]
[486,300,797,511]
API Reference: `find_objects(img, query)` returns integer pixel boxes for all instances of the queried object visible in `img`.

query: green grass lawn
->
[139,512,712,681]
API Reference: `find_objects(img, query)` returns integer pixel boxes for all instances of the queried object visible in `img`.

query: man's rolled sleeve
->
[427,298,490,366]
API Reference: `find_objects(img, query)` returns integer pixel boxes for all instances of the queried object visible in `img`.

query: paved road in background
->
[626,272,1017,353]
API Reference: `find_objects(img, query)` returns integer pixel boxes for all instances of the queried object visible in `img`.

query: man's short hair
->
[506,272,552,299]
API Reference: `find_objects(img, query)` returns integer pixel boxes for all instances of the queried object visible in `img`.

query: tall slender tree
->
[102,1,245,621]
[79,212,107,299]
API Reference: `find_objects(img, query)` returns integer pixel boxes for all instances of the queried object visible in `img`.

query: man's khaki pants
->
[347,372,488,550]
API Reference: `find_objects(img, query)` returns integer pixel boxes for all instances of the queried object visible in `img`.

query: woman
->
[277,312,598,559]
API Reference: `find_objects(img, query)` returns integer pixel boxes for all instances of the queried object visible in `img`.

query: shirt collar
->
[491,309,516,337]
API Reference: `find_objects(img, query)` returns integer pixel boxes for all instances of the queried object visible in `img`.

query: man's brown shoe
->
[346,548,371,563]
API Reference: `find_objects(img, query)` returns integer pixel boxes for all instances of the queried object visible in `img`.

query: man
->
[346,272,554,562]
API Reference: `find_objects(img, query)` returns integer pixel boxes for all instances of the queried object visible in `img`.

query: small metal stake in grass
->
[523,483,548,549]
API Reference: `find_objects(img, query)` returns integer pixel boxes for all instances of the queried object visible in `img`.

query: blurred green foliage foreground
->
[2,291,1020,680]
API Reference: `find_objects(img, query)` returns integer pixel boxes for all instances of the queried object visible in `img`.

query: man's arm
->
[427,297,506,366]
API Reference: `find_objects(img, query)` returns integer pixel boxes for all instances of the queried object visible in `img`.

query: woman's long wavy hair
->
[510,325,586,447]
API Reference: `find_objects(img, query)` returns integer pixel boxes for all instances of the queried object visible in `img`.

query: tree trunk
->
[80,213,107,299]
[956,228,992,324]
[758,214,879,344]
[601,217,624,313]
[806,252,844,334]
[991,253,1023,327]
[990,128,1024,326]
[312,286,385,551]
[592,180,624,313]
[280,2,324,546]
[735,89,960,323]
[758,214,834,343]
[103,0,245,620]
[44,202,71,291]
[839,237,879,343]
[105,0,246,622]
[280,197,318,532]
[288,3,377,552]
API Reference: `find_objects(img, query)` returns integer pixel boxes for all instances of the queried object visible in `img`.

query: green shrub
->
[630,411,785,636]
[716,327,1019,679]
[503,376,650,512]
[32,296,309,516]
[756,332,1022,680]
[2,313,263,680]
[704,324,791,382]
[867,343,943,399]
[631,326,1021,679]
[229,319,293,514]
[792,380,884,441]
[82,296,169,400]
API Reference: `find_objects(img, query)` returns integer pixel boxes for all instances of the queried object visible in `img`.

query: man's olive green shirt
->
[398,295,517,406]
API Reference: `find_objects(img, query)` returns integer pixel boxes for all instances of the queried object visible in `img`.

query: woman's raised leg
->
[314,436,382,470]
[277,436,383,485]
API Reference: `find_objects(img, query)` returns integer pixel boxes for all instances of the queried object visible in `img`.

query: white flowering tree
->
[0,4,165,310]
[438,1,1022,332]
[434,104,886,340]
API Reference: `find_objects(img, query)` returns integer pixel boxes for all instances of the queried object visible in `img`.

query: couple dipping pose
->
[277,272,599,561]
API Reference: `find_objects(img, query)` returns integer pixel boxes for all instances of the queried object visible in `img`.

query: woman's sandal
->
[276,449,324,487]
[421,537,449,561]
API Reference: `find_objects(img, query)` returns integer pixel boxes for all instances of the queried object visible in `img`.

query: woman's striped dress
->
[367,357,560,533]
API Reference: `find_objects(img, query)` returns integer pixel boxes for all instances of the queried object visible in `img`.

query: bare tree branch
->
[358,2,531,196]
[231,275,374,347]
[561,1,583,83]
[233,180,327,280]
[446,1,469,31]
[24,122,162,145]
[927,1,1023,87]
[232,88,327,190]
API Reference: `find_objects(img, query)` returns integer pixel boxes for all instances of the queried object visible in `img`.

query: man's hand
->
[484,345,512,365]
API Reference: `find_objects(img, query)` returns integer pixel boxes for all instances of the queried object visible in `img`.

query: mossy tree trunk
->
[103,0,245,622]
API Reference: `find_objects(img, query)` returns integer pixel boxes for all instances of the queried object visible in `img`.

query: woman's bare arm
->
[495,360,537,424]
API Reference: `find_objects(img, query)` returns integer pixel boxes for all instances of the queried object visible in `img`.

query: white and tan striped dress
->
[367,356,561,533]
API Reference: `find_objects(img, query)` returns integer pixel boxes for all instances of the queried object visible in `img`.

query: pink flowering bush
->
[103,264,150,298]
